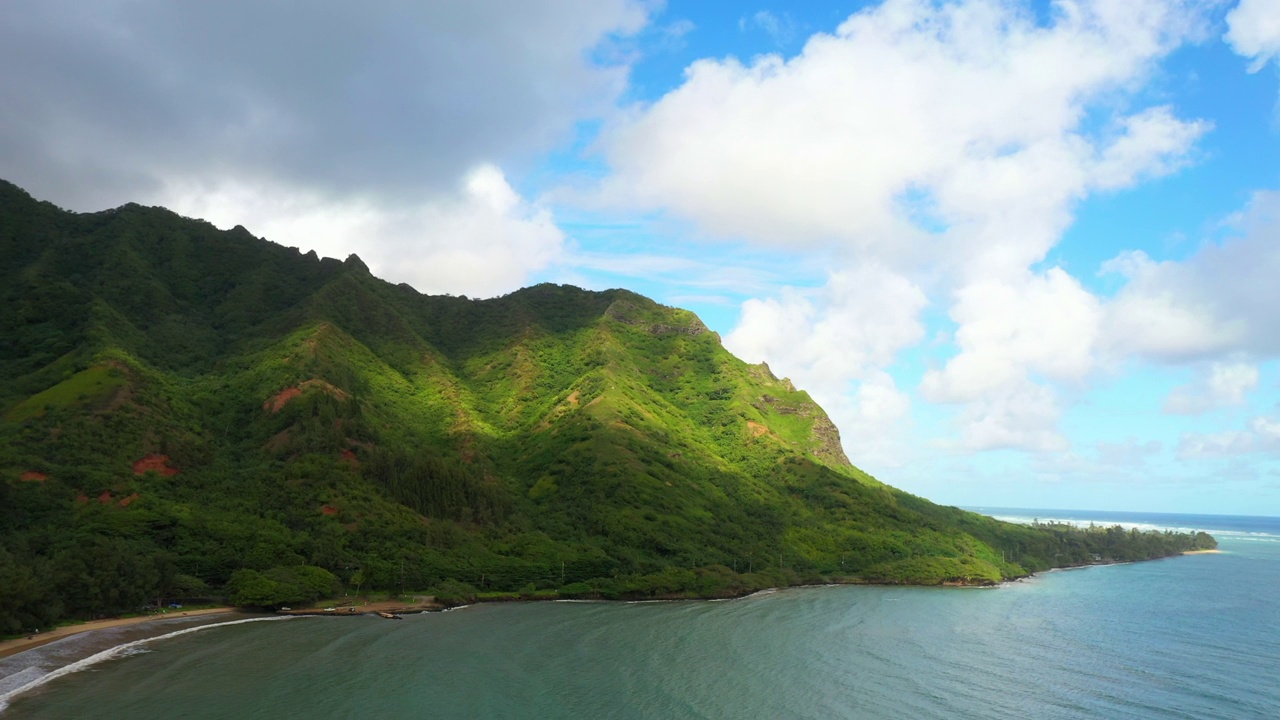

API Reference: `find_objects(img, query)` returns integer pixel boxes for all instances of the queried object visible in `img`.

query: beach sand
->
[1182,549,1224,555]
[1,597,440,660]
[0,608,234,660]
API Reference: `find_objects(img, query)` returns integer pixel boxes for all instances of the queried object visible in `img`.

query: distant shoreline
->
[1181,549,1224,555]
[0,607,235,660]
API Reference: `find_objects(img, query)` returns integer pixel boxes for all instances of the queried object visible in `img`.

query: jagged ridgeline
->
[0,180,1215,628]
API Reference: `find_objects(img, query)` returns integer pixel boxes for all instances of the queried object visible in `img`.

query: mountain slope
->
[0,180,1215,630]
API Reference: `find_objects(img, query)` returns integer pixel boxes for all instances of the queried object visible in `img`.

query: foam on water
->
[989,513,1280,542]
[0,616,295,711]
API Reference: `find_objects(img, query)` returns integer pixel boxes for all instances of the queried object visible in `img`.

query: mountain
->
[0,180,1215,630]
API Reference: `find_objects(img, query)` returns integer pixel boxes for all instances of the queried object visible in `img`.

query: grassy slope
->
[0,180,1216,629]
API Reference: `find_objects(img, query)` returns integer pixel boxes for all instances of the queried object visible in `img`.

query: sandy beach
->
[1181,549,1224,555]
[0,597,443,661]
[0,607,235,660]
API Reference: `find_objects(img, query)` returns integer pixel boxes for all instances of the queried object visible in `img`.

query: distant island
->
[0,179,1216,632]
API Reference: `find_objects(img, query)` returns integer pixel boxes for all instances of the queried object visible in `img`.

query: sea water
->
[3,509,1278,719]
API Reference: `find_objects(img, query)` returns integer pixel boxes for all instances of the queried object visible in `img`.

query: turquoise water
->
[4,510,1278,719]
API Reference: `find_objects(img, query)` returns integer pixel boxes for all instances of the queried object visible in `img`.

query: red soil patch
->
[20,471,48,482]
[75,494,90,504]
[264,380,350,414]
[264,386,303,413]
[340,449,360,467]
[118,492,140,507]
[746,421,769,438]
[132,454,179,476]
[320,504,339,516]
[98,490,113,504]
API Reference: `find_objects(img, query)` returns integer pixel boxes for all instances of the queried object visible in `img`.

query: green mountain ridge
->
[0,179,1215,630]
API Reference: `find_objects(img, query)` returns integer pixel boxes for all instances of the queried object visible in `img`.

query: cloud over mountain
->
[605,0,1211,452]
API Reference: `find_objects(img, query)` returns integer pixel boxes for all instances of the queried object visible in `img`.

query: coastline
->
[0,607,234,660]
[0,550,1223,664]
[0,548,1228,710]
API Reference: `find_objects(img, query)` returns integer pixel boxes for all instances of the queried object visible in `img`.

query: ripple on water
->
[6,515,1280,719]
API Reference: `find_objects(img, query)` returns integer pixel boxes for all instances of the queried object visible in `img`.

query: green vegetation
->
[3,364,127,422]
[0,179,1216,632]
[225,566,339,608]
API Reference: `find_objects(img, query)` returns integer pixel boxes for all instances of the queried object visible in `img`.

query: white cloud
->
[1225,0,1280,72]
[564,248,790,296]
[605,0,1207,265]
[917,267,1103,450]
[726,264,927,388]
[1090,106,1211,191]
[955,379,1069,453]
[1101,190,1280,362]
[606,0,1210,454]
[922,268,1102,403]
[1099,251,1245,360]
[1164,361,1260,414]
[169,165,563,298]
[724,264,926,466]
[830,370,915,470]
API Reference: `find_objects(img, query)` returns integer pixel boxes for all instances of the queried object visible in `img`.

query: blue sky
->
[3,0,1279,514]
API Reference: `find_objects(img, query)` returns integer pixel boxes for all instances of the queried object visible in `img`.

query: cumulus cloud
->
[1163,361,1260,415]
[1225,0,1280,72]
[918,267,1103,450]
[1101,190,1280,362]
[727,264,927,387]
[169,164,564,298]
[724,264,926,466]
[1099,251,1244,360]
[954,379,1069,453]
[921,269,1102,402]
[604,0,1210,454]
[0,0,648,211]
[604,0,1207,263]
[1090,106,1211,191]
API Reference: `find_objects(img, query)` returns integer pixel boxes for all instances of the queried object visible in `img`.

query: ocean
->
[3,508,1278,719]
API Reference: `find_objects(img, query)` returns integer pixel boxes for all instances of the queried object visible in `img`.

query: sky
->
[3,0,1279,516]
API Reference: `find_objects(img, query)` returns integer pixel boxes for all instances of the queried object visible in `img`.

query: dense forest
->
[0,179,1216,633]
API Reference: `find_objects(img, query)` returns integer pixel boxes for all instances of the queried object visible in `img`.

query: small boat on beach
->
[376,611,403,620]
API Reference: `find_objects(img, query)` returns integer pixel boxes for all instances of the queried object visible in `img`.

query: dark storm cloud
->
[0,0,647,209]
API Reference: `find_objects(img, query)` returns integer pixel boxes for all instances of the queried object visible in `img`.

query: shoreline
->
[0,607,235,660]
[0,547,1226,708]
[0,550,1223,662]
